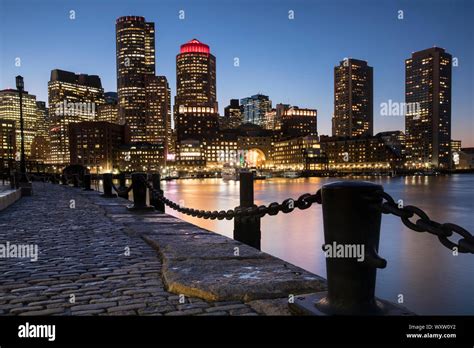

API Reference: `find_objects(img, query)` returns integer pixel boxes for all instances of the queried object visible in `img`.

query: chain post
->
[233,172,261,250]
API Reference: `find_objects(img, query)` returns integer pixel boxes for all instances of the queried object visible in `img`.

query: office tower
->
[69,121,129,173]
[144,75,172,150]
[405,47,452,169]
[0,119,16,170]
[241,94,272,126]
[48,69,105,165]
[97,103,119,124]
[175,39,217,110]
[116,16,156,142]
[30,101,50,163]
[333,58,373,137]
[281,106,317,138]
[0,89,38,157]
[262,103,290,131]
[175,39,219,142]
[222,99,242,129]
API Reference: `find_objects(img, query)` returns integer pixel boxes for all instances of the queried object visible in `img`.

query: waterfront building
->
[273,135,321,171]
[202,135,238,168]
[319,133,403,172]
[405,47,452,169]
[69,121,129,173]
[241,94,272,126]
[0,89,38,157]
[451,140,462,153]
[176,139,206,169]
[377,130,406,156]
[48,69,105,165]
[333,58,373,137]
[117,143,165,173]
[457,148,474,169]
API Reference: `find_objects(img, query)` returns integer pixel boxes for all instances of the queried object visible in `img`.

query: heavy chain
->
[111,182,133,196]
[144,179,321,220]
[374,190,474,254]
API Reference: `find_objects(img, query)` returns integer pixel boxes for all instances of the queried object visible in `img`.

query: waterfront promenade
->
[0,182,325,315]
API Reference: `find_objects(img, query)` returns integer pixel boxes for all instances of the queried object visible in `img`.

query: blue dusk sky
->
[0,0,473,145]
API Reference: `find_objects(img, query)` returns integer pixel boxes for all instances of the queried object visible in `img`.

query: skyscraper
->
[175,39,219,142]
[116,16,156,142]
[333,58,373,137]
[405,47,452,169]
[144,75,172,151]
[281,106,318,138]
[241,94,272,126]
[48,69,105,165]
[0,88,38,157]
[222,99,242,129]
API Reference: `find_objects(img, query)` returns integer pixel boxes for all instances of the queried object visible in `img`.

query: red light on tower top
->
[180,39,210,54]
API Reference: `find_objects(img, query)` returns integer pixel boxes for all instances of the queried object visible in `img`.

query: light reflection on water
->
[158,174,474,315]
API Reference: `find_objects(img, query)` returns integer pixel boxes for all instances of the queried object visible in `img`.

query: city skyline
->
[1,0,472,146]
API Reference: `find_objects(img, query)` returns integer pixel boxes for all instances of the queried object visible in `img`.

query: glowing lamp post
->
[15,75,32,196]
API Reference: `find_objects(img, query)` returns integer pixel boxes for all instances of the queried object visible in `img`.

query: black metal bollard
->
[101,173,117,198]
[150,173,165,213]
[83,174,93,191]
[14,172,20,189]
[72,174,79,188]
[61,174,67,185]
[289,181,411,316]
[117,173,129,199]
[233,172,261,250]
[127,173,153,211]
[10,174,15,189]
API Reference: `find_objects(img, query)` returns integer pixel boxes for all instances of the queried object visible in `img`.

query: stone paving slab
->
[0,183,258,316]
[161,258,325,302]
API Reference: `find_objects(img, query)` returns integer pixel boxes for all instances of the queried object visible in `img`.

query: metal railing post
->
[101,173,117,198]
[83,174,93,191]
[150,173,165,213]
[233,172,261,250]
[117,172,129,199]
[128,172,153,211]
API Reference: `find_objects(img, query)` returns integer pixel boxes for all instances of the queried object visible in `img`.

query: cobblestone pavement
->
[0,183,257,315]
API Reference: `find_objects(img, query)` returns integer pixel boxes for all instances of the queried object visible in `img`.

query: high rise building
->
[262,103,290,131]
[144,75,172,152]
[0,119,16,171]
[281,106,317,138]
[0,89,38,157]
[69,121,129,173]
[175,39,219,142]
[48,69,105,165]
[241,94,272,126]
[30,101,51,163]
[405,47,452,169]
[175,39,217,110]
[333,58,373,137]
[116,16,156,142]
[222,99,242,129]
[97,92,120,124]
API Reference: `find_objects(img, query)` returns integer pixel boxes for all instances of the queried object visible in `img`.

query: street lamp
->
[15,75,32,196]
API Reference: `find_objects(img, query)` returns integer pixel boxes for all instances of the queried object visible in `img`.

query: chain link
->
[143,178,322,221]
[375,190,474,254]
[111,182,133,196]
